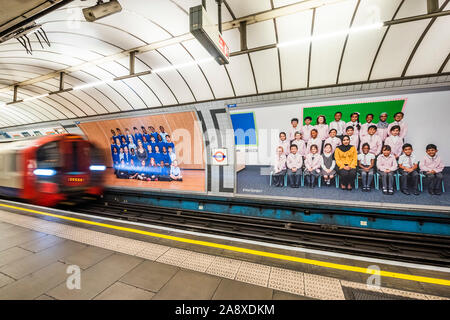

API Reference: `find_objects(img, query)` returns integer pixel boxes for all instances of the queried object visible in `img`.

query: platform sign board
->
[190,5,230,65]
[212,148,228,165]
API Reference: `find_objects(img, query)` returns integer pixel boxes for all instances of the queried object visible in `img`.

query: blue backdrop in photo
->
[230,112,257,146]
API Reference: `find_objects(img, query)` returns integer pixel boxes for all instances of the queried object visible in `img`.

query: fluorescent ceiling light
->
[23,93,49,102]
[73,78,114,91]
[277,22,383,48]
[152,58,214,74]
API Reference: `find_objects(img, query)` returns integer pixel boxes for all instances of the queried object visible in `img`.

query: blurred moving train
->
[0,134,106,206]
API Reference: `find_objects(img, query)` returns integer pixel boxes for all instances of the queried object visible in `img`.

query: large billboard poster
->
[78,111,206,192]
[232,91,450,208]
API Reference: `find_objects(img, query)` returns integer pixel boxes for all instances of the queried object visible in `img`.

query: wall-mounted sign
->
[212,148,228,166]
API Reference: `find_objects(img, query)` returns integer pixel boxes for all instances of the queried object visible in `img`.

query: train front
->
[24,134,106,206]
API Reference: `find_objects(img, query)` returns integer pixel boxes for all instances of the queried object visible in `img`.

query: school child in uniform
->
[129,148,138,165]
[302,116,314,142]
[272,146,287,187]
[292,132,307,157]
[159,126,168,142]
[420,144,444,195]
[110,137,117,155]
[125,128,133,144]
[168,146,177,163]
[307,129,322,154]
[324,129,342,152]
[286,144,303,188]
[377,145,398,195]
[358,143,375,192]
[148,126,159,141]
[120,136,128,148]
[320,143,336,186]
[133,127,143,144]
[119,147,125,163]
[156,134,165,152]
[127,136,136,152]
[398,143,419,195]
[116,159,129,179]
[345,126,359,149]
[161,146,172,167]
[304,145,321,188]
[111,146,120,173]
[376,112,390,142]
[287,118,300,142]
[278,132,290,156]
[111,129,118,143]
[127,159,138,180]
[359,125,382,156]
[115,137,122,151]
[123,146,131,164]
[388,112,408,139]
[384,125,403,159]
[137,160,149,181]
[149,135,157,151]
[147,158,159,181]
[153,145,162,164]
[146,145,154,165]
[329,111,346,140]
[141,126,151,143]
[170,160,183,181]
[360,114,374,139]
[165,135,175,152]
[158,160,170,181]
[116,128,125,143]
[314,115,329,142]
[142,135,150,151]
[347,112,361,138]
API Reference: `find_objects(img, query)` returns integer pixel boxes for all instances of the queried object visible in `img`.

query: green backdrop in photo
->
[302,100,405,125]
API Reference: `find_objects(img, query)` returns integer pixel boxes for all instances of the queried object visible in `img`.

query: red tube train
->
[0,134,106,207]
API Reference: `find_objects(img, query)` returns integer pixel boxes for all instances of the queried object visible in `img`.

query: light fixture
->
[83,0,122,22]
[277,22,383,48]
[33,169,57,176]
[152,57,214,74]
[23,93,49,102]
[89,165,106,171]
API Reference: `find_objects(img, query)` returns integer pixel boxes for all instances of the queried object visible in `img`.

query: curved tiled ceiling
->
[0,0,449,128]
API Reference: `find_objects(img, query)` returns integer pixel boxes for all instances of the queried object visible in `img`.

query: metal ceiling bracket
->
[427,0,439,13]
[59,72,65,91]
[129,50,137,75]
[240,21,248,51]
[13,85,18,102]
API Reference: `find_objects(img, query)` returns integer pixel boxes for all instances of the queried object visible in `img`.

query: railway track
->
[69,200,450,267]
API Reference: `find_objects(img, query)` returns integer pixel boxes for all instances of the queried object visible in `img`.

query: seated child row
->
[115,158,183,181]
[272,142,444,196]
[279,124,404,156]
[286,111,407,143]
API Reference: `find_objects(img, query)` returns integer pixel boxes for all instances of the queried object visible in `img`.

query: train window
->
[8,153,16,172]
[36,141,60,169]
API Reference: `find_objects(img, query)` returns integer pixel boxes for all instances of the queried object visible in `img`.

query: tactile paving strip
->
[180,251,216,272]
[341,286,414,300]
[235,261,271,287]
[268,267,305,296]
[206,256,242,280]
[156,248,192,266]
[304,273,345,300]
[0,209,447,300]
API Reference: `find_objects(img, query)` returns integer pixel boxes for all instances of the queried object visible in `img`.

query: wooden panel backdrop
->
[78,111,205,170]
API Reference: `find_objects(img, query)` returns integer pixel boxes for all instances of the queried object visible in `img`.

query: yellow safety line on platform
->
[1,203,449,287]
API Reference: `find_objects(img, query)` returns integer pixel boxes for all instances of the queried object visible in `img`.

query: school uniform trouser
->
[304,170,320,186]
[423,172,443,191]
[400,169,419,191]
[339,168,356,187]
[378,170,394,191]
[272,170,286,187]
[360,168,374,188]
[287,169,302,187]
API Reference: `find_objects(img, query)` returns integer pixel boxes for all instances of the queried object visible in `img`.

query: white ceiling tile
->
[250,48,281,93]
[225,54,257,96]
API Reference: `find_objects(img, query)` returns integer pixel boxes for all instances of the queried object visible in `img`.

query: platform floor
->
[0,203,449,300]
[104,168,205,192]
[238,166,450,209]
